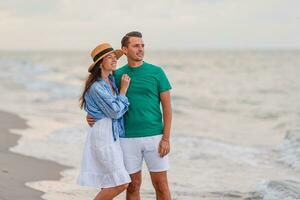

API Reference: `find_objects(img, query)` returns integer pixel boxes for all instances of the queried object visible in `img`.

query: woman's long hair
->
[79,61,102,109]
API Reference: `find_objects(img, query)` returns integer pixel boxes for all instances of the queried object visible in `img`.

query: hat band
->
[93,48,114,62]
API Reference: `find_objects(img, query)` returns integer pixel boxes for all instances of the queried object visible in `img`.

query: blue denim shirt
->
[84,75,129,141]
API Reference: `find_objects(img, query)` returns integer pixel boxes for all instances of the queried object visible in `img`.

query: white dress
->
[77,118,131,188]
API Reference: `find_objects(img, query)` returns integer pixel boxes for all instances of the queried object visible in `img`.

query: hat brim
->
[88,49,123,72]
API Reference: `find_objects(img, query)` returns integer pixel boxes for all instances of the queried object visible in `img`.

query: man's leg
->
[120,138,144,200]
[150,171,171,200]
[126,171,142,200]
[144,135,171,200]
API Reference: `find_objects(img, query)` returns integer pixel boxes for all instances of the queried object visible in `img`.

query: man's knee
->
[127,179,141,193]
[152,180,169,194]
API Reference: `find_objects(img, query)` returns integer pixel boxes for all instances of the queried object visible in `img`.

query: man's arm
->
[159,90,172,157]
[86,115,96,127]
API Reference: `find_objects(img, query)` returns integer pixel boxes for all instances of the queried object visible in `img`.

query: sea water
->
[0,50,300,200]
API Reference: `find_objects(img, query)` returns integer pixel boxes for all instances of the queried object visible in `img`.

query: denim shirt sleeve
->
[89,82,129,119]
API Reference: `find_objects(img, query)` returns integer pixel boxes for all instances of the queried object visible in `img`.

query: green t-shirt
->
[114,61,172,138]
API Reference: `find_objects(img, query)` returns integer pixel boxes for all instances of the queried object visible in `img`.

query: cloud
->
[0,0,299,50]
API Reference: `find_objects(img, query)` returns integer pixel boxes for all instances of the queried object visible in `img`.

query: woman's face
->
[101,52,117,72]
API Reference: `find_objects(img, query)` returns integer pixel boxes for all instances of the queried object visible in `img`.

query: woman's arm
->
[86,74,130,125]
[90,83,129,119]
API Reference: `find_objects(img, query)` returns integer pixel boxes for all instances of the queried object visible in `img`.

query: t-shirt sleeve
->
[158,68,172,93]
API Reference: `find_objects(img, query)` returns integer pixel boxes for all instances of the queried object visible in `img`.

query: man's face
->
[123,37,144,62]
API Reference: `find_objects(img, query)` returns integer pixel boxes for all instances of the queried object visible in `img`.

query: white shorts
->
[120,135,169,174]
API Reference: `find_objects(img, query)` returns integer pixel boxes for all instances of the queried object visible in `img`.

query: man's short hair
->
[121,31,142,48]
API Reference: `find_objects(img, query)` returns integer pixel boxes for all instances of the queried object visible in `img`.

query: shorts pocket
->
[152,135,162,152]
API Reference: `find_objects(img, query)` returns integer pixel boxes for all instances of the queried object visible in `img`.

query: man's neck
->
[127,60,143,68]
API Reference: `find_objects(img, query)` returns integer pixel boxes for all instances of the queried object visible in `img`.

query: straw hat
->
[88,43,123,72]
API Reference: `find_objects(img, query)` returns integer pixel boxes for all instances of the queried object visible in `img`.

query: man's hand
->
[158,138,170,157]
[86,115,96,127]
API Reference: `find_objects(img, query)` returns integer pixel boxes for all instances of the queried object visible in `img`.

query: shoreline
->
[0,110,68,200]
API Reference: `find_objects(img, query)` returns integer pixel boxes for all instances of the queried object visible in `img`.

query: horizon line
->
[0,47,300,52]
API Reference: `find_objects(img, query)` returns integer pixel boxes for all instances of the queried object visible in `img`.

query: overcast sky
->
[0,0,299,50]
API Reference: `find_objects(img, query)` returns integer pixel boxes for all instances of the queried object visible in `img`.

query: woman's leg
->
[93,183,128,200]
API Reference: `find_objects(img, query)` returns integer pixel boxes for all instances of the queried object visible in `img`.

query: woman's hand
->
[120,74,131,95]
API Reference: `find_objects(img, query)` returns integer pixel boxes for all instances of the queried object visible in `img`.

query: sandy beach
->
[0,110,67,200]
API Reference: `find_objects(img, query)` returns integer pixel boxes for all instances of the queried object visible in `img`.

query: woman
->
[78,43,131,200]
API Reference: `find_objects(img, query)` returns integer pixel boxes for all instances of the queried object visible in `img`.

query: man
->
[87,31,172,200]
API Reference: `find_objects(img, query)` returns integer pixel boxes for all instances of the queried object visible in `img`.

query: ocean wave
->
[277,130,300,170]
[172,135,263,166]
[168,180,300,200]
[256,180,300,200]
[0,58,80,101]
[184,180,300,200]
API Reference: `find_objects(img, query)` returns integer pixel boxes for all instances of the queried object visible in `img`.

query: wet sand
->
[0,110,68,200]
